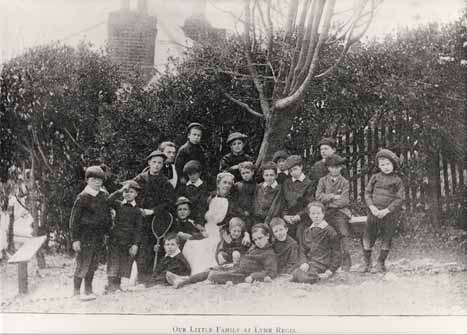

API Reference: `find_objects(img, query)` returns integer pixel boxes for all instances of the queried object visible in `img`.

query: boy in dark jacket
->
[216,217,249,264]
[272,150,290,185]
[270,218,300,274]
[316,154,353,271]
[106,180,143,293]
[292,202,341,284]
[180,160,209,224]
[147,233,191,286]
[281,155,314,239]
[172,196,206,250]
[134,150,176,284]
[175,123,207,184]
[219,132,255,182]
[253,161,282,225]
[70,166,112,300]
[363,149,404,273]
[232,161,257,230]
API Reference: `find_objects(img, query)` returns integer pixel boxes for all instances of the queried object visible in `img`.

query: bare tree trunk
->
[7,203,15,254]
[256,103,302,165]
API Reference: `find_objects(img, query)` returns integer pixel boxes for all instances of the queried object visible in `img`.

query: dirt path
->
[2,233,466,315]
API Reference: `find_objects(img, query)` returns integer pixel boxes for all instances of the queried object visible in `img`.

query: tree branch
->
[243,0,271,117]
[276,0,336,111]
[291,0,325,92]
[63,127,84,151]
[283,0,313,95]
[224,93,264,119]
[32,129,54,174]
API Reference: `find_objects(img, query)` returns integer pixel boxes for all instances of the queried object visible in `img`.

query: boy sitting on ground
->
[292,201,341,284]
[270,217,300,275]
[216,217,249,265]
[147,233,191,286]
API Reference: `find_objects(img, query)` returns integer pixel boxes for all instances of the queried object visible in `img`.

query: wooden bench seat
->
[8,235,47,294]
[349,215,368,235]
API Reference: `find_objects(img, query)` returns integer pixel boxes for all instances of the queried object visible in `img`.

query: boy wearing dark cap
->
[106,180,143,293]
[272,150,290,184]
[172,196,206,249]
[219,132,255,181]
[363,149,404,273]
[180,160,209,223]
[175,123,207,184]
[70,166,112,300]
[316,154,353,271]
[134,150,176,284]
[281,155,314,240]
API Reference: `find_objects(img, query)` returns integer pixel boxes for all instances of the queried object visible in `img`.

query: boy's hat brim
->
[272,150,289,162]
[284,155,303,170]
[319,137,337,148]
[325,154,346,167]
[187,122,204,132]
[121,180,141,191]
[146,150,167,161]
[85,166,105,179]
[376,149,400,169]
[226,132,248,145]
[176,196,192,207]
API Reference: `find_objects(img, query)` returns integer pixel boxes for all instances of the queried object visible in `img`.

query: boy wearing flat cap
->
[281,155,314,240]
[70,166,112,300]
[316,154,353,271]
[309,137,350,191]
[134,150,176,284]
[219,132,254,182]
[106,180,143,293]
[175,123,207,185]
[272,150,290,185]
[180,160,209,224]
[363,149,404,273]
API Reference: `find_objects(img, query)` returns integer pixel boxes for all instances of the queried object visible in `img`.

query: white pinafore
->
[182,196,228,275]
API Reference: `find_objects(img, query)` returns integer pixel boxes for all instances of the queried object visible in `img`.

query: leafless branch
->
[32,129,53,174]
[276,0,336,111]
[224,93,264,119]
[291,0,325,92]
[243,0,271,116]
[63,127,84,151]
[283,0,313,95]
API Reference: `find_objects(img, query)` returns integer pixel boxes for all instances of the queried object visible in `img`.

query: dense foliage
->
[1,14,465,249]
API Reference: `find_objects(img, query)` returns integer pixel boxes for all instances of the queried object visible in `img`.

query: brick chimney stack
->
[107,0,157,81]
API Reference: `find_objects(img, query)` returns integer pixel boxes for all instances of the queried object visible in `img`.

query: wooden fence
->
[304,124,466,212]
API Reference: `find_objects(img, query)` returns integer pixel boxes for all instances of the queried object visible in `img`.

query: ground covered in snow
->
[2,217,466,316]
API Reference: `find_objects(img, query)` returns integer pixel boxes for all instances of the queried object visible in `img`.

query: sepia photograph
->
[0,0,466,333]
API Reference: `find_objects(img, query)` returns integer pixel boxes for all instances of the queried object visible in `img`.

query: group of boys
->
[70,122,404,300]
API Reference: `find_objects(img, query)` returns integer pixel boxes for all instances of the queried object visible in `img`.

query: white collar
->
[166,250,181,258]
[263,180,278,189]
[83,185,101,197]
[122,200,137,207]
[187,179,203,187]
[310,220,328,229]
[292,173,306,182]
[277,169,288,175]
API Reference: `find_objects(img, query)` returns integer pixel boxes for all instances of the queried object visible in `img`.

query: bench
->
[8,235,47,294]
[349,216,368,235]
